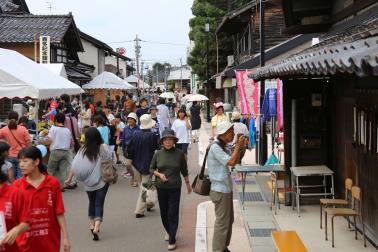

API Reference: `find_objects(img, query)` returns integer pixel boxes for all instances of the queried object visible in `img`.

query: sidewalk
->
[195,121,377,252]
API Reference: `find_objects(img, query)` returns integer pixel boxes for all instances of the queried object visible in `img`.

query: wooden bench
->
[272,231,308,252]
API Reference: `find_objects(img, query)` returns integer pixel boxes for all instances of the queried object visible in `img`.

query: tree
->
[187,0,234,80]
[188,0,252,80]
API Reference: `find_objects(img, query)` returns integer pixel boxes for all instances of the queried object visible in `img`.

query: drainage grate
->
[249,228,276,237]
[240,192,264,201]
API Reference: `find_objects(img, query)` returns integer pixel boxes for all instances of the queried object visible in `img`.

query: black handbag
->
[192,144,212,196]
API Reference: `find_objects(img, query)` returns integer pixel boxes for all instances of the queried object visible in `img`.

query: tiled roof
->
[0,0,20,12]
[0,0,29,14]
[0,14,74,43]
[249,15,378,80]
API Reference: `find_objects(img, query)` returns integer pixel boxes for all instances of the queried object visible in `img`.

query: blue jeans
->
[86,183,109,221]
[8,157,22,179]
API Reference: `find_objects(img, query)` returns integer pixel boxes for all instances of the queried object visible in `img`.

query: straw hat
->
[231,111,241,121]
[140,114,156,130]
[217,121,234,135]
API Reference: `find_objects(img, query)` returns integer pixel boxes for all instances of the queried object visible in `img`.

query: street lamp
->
[205,23,211,122]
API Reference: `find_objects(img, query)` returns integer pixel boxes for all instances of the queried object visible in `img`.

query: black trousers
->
[157,187,181,244]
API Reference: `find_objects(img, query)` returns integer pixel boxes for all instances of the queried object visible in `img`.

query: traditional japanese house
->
[213,0,312,110]
[249,1,378,246]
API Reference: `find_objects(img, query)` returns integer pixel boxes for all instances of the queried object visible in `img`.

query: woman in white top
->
[80,102,92,128]
[211,102,227,139]
[171,109,191,156]
[65,127,112,241]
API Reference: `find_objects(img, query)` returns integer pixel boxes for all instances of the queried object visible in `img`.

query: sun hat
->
[36,145,48,158]
[231,111,241,121]
[26,99,34,105]
[0,141,10,153]
[160,129,178,144]
[126,112,138,122]
[140,114,156,130]
[217,121,234,135]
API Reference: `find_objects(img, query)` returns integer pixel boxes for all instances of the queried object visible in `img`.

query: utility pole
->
[134,35,141,78]
[205,23,211,122]
[180,57,183,90]
[141,61,144,90]
[259,0,267,165]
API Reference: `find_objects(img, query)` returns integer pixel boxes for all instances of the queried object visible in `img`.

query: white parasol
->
[188,94,209,102]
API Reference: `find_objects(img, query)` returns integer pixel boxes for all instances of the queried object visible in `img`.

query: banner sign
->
[39,36,50,64]
[277,79,283,130]
[235,70,259,115]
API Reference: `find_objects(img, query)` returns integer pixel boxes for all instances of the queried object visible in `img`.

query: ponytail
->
[8,111,19,130]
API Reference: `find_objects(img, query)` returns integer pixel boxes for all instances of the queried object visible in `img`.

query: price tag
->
[0,211,7,241]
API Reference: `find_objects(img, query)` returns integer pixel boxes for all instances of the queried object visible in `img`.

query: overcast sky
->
[28,0,193,68]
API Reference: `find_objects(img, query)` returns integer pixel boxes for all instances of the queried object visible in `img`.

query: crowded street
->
[1,0,378,252]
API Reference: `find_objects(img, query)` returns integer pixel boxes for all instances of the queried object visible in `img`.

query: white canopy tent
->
[41,63,68,79]
[0,48,83,99]
[126,74,151,89]
[82,71,135,90]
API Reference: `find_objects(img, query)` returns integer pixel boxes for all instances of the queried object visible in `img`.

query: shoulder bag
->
[192,144,212,196]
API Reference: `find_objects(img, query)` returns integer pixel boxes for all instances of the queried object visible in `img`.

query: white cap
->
[217,121,234,135]
[126,112,138,122]
[140,114,156,130]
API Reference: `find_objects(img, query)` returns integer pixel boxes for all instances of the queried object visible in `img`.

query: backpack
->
[101,159,118,184]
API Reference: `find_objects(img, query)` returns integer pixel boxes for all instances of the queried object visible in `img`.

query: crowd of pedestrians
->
[0,87,254,252]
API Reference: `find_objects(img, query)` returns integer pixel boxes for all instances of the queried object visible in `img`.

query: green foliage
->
[188,0,234,81]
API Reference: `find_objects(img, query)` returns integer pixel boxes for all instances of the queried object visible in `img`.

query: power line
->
[108,39,187,47]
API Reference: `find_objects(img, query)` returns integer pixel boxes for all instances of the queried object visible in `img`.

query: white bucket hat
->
[217,121,234,135]
[140,114,156,130]
[127,112,138,123]
[231,111,241,121]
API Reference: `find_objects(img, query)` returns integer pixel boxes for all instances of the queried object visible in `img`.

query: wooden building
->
[250,1,378,246]
[212,0,312,109]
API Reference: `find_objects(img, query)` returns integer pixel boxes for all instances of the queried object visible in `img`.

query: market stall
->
[82,71,135,105]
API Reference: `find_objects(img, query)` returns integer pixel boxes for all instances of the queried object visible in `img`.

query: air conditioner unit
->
[227,55,234,67]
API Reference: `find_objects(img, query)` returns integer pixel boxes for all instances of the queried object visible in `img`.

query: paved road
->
[62,142,204,252]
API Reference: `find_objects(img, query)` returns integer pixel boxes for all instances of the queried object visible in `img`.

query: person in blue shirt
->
[93,115,109,145]
[127,114,160,218]
[136,98,149,119]
[207,121,247,252]
[121,112,140,184]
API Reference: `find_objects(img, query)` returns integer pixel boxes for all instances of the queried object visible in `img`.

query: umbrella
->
[188,94,209,102]
[181,94,193,103]
[160,92,175,99]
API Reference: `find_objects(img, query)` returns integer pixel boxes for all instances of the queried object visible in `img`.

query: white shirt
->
[48,125,72,150]
[171,119,190,144]
[157,104,170,132]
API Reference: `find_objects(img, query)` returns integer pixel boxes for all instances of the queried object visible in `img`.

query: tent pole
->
[35,100,39,145]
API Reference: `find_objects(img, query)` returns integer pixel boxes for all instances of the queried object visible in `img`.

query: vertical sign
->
[39,36,50,64]
[235,70,259,115]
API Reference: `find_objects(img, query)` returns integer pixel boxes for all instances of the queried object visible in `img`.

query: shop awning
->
[249,15,378,80]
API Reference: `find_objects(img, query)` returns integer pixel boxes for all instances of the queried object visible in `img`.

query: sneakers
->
[167,244,176,250]
[135,214,145,218]
[164,233,169,241]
